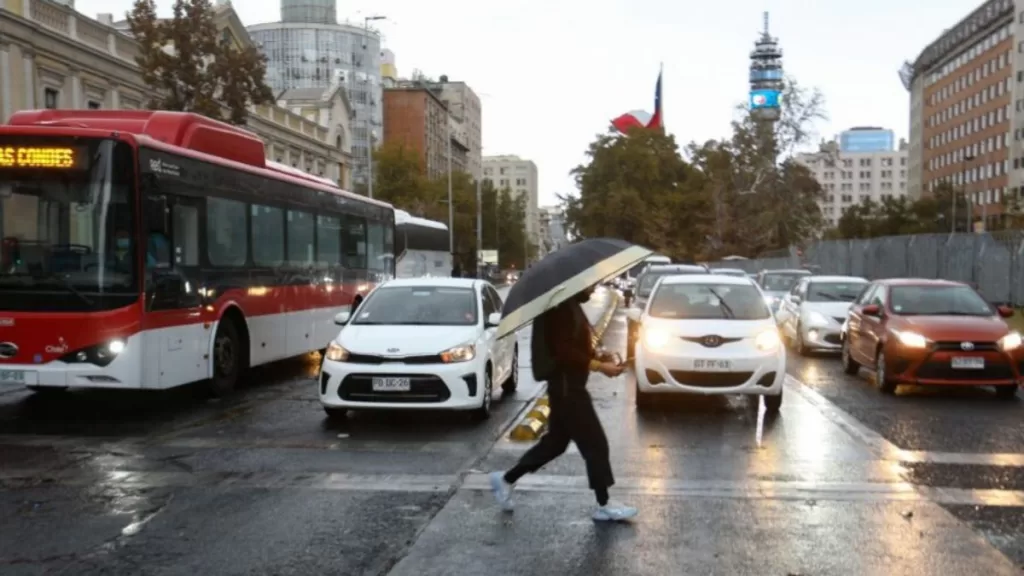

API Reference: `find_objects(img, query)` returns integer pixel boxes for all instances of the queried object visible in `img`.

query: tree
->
[564,128,709,261]
[370,144,532,271]
[823,183,958,239]
[127,0,274,125]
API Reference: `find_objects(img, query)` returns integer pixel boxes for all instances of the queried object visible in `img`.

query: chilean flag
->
[611,67,663,133]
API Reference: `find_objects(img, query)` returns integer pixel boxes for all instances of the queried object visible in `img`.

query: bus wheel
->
[210,320,242,397]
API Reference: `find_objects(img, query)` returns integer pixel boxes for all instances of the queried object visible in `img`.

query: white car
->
[318,278,517,420]
[627,274,786,413]
[776,275,868,355]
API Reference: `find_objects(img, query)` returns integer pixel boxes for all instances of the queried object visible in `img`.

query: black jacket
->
[531,299,594,383]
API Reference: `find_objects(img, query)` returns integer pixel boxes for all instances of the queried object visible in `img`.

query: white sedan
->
[318,278,517,420]
[777,275,868,355]
[627,274,785,413]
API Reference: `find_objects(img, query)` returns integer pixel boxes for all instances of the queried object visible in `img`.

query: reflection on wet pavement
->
[2,297,1024,573]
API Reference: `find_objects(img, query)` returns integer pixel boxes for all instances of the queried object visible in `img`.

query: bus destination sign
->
[0,146,84,169]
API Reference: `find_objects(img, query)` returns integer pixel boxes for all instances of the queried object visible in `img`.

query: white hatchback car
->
[776,275,868,355]
[318,278,517,420]
[627,274,786,413]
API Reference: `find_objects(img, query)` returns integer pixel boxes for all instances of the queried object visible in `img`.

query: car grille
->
[339,374,451,403]
[914,362,1014,381]
[822,334,841,345]
[932,341,998,352]
[668,371,753,387]
[345,352,443,364]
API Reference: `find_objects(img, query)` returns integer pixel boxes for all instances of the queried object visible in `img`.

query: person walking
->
[489,286,638,521]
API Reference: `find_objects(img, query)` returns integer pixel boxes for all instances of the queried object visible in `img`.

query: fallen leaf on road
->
[901,510,913,519]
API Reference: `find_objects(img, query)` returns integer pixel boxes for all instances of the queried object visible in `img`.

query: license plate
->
[693,359,732,371]
[372,377,411,391]
[0,369,26,384]
[951,357,985,369]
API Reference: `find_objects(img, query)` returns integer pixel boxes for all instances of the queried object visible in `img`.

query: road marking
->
[458,473,1024,506]
[785,376,1024,467]
[0,469,459,493]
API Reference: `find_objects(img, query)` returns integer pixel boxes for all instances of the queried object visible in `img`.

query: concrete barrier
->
[507,290,621,442]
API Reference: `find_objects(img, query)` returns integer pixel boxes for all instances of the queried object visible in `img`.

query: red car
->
[841,279,1020,399]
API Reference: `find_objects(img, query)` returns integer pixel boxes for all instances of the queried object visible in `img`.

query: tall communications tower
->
[749,11,783,122]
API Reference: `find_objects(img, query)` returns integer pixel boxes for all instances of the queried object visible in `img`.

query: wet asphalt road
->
[1,287,1024,574]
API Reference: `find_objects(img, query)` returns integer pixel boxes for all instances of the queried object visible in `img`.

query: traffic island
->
[507,291,621,442]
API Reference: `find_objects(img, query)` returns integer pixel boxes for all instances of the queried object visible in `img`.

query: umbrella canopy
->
[495,238,652,339]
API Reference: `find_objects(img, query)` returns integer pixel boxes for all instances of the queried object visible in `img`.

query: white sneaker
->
[592,501,638,522]
[489,471,515,512]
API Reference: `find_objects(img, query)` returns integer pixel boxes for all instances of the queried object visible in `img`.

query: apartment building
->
[904,0,1015,231]
[482,155,540,249]
[797,139,909,228]
[382,84,464,179]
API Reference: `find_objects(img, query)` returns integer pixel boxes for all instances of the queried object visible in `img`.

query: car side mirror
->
[997,305,1014,318]
[862,304,881,317]
[625,308,642,322]
[334,311,351,325]
[486,312,502,327]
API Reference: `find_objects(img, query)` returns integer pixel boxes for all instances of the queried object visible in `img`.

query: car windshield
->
[889,285,994,316]
[0,138,138,312]
[637,270,703,296]
[806,281,867,302]
[352,286,478,325]
[649,283,770,320]
[762,273,807,291]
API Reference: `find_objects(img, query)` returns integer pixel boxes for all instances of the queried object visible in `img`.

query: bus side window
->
[171,203,199,266]
[316,215,341,267]
[343,215,366,270]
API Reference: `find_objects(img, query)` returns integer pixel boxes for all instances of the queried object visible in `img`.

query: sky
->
[76,0,985,206]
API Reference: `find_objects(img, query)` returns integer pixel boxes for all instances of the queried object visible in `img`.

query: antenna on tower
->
[763,11,769,35]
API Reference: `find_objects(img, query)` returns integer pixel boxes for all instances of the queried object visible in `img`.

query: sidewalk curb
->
[508,290,621,442]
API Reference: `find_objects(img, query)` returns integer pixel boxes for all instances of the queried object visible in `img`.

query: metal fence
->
[704,231,1024,306]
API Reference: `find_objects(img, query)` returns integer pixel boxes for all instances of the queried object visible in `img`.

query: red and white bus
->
[0,110,395,395]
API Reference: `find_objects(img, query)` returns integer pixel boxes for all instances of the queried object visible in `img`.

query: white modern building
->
[482,155,540,249]
[796,137,909,228]
[248,0,383,189]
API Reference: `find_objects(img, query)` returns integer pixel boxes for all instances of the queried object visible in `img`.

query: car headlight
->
[894,330,928,349]
[998,331,1022,351]
[804,311,829,326]
[642,327,670,350]
[440,344,475,363]
[325,341,350,362]
[755,329,781,351]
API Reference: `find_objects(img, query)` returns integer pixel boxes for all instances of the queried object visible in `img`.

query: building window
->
[44,88,59,109]
[87,100,101,110]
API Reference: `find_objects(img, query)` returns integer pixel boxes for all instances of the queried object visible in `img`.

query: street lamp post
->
[952,153,975,233]
[447,126,454,258]
[476,167,482,278]
[363,15,386,198]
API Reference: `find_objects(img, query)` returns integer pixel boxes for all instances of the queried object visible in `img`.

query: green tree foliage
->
[127,0,274,125]
[564,76,826,261]
[370,143,532,270]
[823,182,963,239]
[564,128,709,261]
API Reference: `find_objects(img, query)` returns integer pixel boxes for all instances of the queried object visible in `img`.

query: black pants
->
[507,373,614,492]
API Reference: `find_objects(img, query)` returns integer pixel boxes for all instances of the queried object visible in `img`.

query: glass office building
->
[249,7,382,188]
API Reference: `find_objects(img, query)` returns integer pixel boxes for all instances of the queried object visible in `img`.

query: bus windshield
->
[0,138,137,311]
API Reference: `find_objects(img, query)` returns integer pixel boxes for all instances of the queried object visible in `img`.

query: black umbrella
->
[495,238,652,339]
